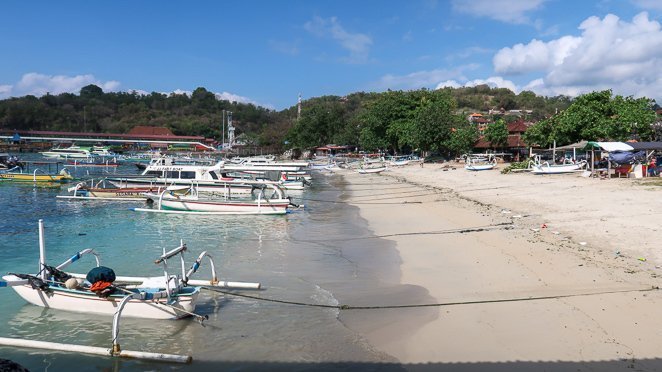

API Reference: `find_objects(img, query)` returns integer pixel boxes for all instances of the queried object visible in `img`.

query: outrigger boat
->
[0,161,73,182]
[56,179,171,201]
[0,220,261,363]
[357,166,388,174]
[530,156,587,175]
[135,182,296,215]
[1,220,260,319]
[464,155,497,171]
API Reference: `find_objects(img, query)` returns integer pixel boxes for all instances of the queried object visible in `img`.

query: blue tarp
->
[609,151,646,164]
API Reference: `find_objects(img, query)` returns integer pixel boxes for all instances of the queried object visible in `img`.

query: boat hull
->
[464,164,495,171]
[531,163,583,174]
[8,282,199,319]
[357,167,387,174]
[0,173,70,182]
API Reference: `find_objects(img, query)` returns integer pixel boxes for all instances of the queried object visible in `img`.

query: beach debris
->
[531,228,540,232]
[552,231,560,235]
[541,223,548,228]
[512,215,522,218]
[501,209,511,214]
[579,242,587,246]
[638,257,647,262]
[615,251,622,257]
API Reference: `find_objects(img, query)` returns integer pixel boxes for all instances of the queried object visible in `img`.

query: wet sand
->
[336,163,662,370]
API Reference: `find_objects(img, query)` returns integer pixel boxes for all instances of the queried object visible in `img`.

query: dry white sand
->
[336,163,662,370]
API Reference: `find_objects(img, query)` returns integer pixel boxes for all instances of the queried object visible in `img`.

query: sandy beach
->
[337,163,662,371]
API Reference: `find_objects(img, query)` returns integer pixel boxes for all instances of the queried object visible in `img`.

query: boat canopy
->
[582,142,634,152]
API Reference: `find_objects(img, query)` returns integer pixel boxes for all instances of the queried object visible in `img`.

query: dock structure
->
[0,128,217,152]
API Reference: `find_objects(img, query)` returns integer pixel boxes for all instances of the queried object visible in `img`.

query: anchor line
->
[204,286,660,311]
[296,192,441,205]
[291,222,515,243]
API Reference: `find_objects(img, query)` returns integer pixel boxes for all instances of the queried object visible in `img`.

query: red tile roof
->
[474,134,527,149]
[128,126,174,136]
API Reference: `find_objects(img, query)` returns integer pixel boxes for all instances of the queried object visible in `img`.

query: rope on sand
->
[292,222,515,243]
[204,286,660,311]
[297,192,441,205]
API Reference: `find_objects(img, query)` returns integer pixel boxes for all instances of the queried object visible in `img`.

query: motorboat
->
[40,145,93,159]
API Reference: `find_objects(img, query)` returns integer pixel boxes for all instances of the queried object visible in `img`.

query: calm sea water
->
[0,155,398,370]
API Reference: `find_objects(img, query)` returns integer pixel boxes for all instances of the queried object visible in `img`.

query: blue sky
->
[0,0,660,110]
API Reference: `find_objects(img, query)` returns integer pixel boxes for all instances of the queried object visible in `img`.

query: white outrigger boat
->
[530,157,587,175]
[1,220,260,319]
[357,166,388,174]
[464,155,497,171]
[0,220,261,363]
[135,182,296,215]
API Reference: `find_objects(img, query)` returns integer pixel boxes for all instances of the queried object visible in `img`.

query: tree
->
[413,91,459,154]
[484,119,509,151]
[445,122,479,156]
[524,90,658,147]
[80,84,104,98]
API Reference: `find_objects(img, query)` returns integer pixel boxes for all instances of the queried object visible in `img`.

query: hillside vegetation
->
[0,84,657,155]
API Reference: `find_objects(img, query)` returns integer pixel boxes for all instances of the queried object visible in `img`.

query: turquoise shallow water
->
[0,155,396,370]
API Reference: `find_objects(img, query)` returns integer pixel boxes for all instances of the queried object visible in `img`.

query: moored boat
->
[357,165,387,174]
[40,145,94,159]
[137,182,294,215]
[0,162,73,182]
[464,155,497,171]
[530,159,587,174]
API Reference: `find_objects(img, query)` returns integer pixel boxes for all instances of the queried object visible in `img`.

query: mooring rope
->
[297,192,441,205]
[203,286,660,310]
[291,222,515,243]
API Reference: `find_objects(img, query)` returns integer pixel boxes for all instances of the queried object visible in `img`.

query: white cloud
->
[376,64,478,90]
[304,16,372,63]
[0,85,11,96]
[493,12,662,102]
[0,73,120,99]
[493,36,582,74]
[436,76,519,92]
[451,0,548,24]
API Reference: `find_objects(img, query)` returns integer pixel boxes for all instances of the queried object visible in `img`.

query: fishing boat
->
[357,166,388,174]
[530,159,587,174]
[56,179,167,201]
[1,220,260,320]
[1,221,197,319]
[464,155,497,171]
[0,162,73,182]
[136,182,294,215]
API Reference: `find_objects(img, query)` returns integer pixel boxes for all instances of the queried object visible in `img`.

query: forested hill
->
[0,84,657,154]
[0,85,293,147]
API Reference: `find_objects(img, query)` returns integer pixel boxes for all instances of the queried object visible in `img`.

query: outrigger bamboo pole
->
[0,337,192,364]
[38,219,46,281]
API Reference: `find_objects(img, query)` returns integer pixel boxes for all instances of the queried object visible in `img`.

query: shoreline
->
[337,164,662,369]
